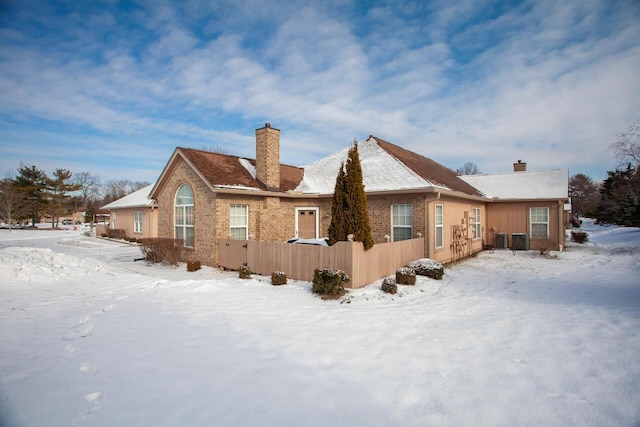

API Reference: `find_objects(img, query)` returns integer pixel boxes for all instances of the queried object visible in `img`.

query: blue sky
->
[1,0,639,184]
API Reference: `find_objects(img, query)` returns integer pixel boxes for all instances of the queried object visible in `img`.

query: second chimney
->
[255,123,280,191]
[513,160,527,172]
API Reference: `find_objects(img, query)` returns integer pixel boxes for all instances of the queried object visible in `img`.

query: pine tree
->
[14,165,48,227]
[327,143,374,249]
[328,162,347,245]
[47,169,82,228]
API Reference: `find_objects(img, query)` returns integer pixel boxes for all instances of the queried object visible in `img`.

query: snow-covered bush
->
[271,271,287,286]
[381,277,397,294]
[238,265,252,279]
[312,268,349,298]
[396,267,416,285]
[408,258,444,280]
[571,231,589,244]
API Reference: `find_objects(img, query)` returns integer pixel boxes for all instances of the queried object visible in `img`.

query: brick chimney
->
[255,123,280,191]
[513,160,527,172]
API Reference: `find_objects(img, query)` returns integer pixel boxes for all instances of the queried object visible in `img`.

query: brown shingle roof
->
[372,137,483,196]
[179,148,303,192]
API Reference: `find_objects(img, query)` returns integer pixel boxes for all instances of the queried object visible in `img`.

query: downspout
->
[426,192,441,258]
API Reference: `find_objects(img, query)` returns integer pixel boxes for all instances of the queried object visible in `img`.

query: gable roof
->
[295,136,483,197]
[151,147,304,197]
[459,169,569,200]
[102,184,155,210]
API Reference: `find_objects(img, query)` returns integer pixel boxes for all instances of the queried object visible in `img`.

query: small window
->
[230,205,248,240]
[435,204,444,248]
[134,211,143,233]
[392,204,413,241]
[472,207,481,240]
[530,207,549,238]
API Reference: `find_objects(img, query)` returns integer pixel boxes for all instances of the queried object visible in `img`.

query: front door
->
[297,209,317,239]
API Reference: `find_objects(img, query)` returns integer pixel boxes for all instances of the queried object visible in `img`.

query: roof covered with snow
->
[295,137,482,196]
[459,169,569,200]
[101,184,155,210]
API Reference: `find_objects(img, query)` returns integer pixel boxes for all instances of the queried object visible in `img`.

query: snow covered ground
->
[1,219,639,426]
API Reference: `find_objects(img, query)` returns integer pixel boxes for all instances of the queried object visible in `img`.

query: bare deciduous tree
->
[73,171,100,207]
[611,120,640,167]
[458,162,482,175]
[0,174,30,229]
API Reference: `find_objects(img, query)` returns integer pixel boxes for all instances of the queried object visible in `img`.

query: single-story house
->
[101,184,158,239]
[148,123,569,267]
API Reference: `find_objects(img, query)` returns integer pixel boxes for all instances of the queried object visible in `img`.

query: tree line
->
[0,164,149,229]
[571,120,640,227]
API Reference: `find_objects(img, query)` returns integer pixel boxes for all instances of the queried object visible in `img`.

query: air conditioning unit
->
[511,233,530,250]
[495,233,508,249]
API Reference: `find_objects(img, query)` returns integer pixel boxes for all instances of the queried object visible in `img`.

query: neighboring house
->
[149,123,568,267]
[101,184,158,239]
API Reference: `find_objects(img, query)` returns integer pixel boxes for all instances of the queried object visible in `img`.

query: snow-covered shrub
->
[238,265,252,279]
[381,277,397,294]
[396,267,416,285]
[312,268,349,299]
[271,271,287,286]
[187,260,201,272]
[138,238,185,265]
[408,258,444,280]
[571,231,589,244]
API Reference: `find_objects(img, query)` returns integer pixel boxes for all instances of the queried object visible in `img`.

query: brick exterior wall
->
[255,124,280,190]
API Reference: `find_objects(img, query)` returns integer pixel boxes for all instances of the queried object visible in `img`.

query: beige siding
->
[485,201,564,251]
[426,195,486,264]
[106,207,157,239]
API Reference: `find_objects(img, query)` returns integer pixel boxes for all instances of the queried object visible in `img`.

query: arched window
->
[175,184,194,247]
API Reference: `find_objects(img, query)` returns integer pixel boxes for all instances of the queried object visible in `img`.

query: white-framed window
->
[111,212,116,229]
[472,207,481,240]
[392,204,413,241]
[134,211,143,233]
[435,204,444,249]
[174,184,194,247]
[230,205,248,240]
[530,207,549,238]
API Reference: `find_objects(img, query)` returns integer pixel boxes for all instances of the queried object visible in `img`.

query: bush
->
[381,277,397,294]
[106,228,126,239]
[138,238,185,265]
[271,271,287,286]
[238,265,252,279]
[408,258,444,280]
[187,260,201,272]
[537,238,556,256]
[312,268,349,299]
[571,230,589,244]
[396,267,416,285]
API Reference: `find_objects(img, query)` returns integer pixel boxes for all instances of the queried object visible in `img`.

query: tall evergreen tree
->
[328,162,347,245]
[14,164,48,226]
[595,165,640,226]
[47,169,82,227]
[327,144,374,249]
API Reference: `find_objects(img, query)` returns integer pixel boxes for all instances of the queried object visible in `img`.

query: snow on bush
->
[395,266,416,285]
[408,258,444,280]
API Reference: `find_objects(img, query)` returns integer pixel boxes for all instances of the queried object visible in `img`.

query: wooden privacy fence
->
[218,238,425,288]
